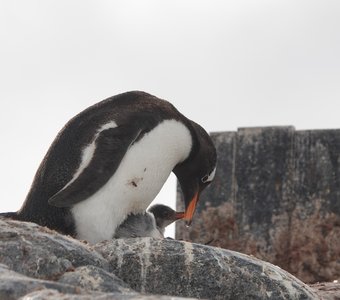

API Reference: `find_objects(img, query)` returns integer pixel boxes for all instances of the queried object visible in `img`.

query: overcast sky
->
[1,1,339,236]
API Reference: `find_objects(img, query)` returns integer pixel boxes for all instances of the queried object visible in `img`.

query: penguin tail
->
[0,212,18,219]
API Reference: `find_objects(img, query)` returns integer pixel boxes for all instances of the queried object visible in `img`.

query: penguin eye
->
[201,175,209,183]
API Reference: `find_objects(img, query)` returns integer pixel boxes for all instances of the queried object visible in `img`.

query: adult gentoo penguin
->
[2,91,216,243]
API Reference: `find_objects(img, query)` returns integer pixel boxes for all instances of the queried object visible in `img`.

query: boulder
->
[0,218,108,280]
[20,289,192,300]
[0,217,320,299]
[57,265,132,294]
[94,238,318,299]
[0,218,189,299]
[0,264,80,300]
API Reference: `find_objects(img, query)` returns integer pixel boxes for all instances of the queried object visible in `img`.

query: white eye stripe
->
[206,166,216,182]
[202,166,217,183]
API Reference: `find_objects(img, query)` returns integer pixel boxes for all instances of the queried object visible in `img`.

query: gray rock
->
[57,265,132,294]
[0,264,82,300]
[20,289,194,300]
[0,263,186,300]
[94,237,318,300]
[0,218,195,300]
[0,218,109,280]
[310,282,340,300]
[0,216,325,299]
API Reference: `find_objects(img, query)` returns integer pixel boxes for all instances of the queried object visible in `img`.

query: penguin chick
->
[113,212,163,239]
[148,204,185,236]
[114,204,185,238]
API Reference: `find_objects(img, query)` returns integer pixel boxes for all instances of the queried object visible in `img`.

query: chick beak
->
[174,211,185,220]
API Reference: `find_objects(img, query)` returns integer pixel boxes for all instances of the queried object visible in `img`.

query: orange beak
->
[183,191,199,226]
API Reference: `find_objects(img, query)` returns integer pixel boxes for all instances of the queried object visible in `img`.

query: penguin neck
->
[71,119,192,243]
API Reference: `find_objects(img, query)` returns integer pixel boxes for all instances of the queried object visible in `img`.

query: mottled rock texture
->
[0,218,318,299]
[310,282,340,300]
[176,126,340,284]
[20,289,193,300]
[0,264,81,300]
[0,219,188,300]
[0,218,109,280]
[94,238,317,300]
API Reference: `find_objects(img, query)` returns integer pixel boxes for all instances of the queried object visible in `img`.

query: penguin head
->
[173,121,217,226]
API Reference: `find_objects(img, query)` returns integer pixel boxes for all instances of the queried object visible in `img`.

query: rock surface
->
[0,218,321,299]
[57,265,132,294]
[0,218,109,280]
[0,219,188,300]
[310,282,340,300]
[94,238,317,300]
[0,264,81,300]
[20,289,193,300]
[177,126,340,284]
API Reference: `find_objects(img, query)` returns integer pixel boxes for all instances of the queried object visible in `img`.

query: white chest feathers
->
[71,119,192,243]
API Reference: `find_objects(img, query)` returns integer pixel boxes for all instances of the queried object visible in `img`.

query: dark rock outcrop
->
[177,126,340,283]
[0,218,319,299]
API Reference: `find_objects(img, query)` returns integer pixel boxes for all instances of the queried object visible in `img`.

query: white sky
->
[0,1,340,236]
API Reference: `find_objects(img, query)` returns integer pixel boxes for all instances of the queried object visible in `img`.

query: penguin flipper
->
[48,125,142,208]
